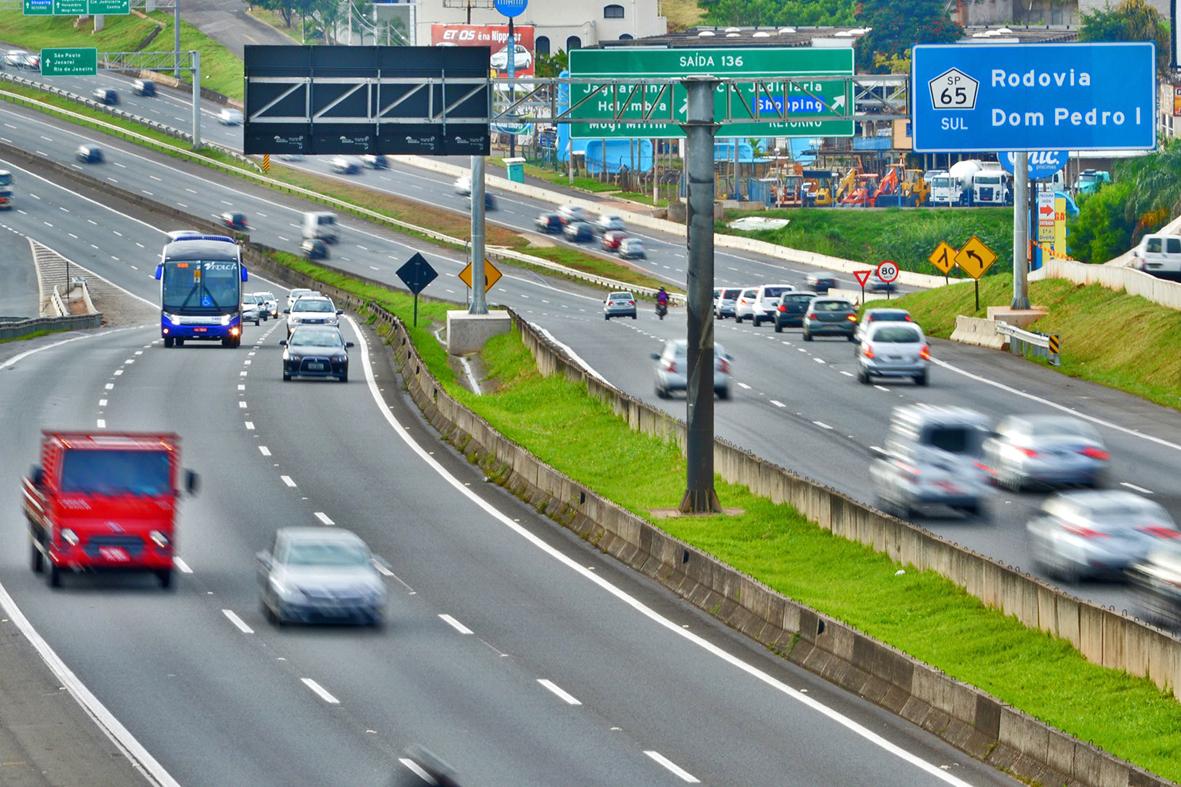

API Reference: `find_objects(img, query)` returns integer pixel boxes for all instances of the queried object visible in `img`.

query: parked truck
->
[971,167,1012,206]
[23,431,198,588]
[928,159,983,206]
[1074,169,1111,195]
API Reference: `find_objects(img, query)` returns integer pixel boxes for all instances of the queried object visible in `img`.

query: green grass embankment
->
[722,206,1013,275]
[273,249,1181,782]
[892,274,1181,412]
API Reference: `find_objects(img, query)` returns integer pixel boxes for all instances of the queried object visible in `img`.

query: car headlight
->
[282,350,290,361]
[60,528,79,545]
[270,579,301,599]
[333,354,347,362]
[149,530,170,548]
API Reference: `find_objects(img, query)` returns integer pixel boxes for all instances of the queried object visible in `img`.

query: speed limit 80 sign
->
[928,67,979,110]
[875,260,900,283]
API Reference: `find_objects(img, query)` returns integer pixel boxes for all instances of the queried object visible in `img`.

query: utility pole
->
[678,76,721,514]
[191,51,201,149]
[1012,152,1030,309]
[468,155,488,314]
[174,0,181,79]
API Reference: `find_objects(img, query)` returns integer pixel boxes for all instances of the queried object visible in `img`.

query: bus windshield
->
[162,260,240,312]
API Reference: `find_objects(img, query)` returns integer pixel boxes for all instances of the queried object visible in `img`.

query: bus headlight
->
[60,528,79,545]
[149,530,170,548]
[219,314,232,326]
[162,312,177,324]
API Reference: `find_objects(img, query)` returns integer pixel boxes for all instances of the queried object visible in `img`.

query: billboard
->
[431,24,535,77]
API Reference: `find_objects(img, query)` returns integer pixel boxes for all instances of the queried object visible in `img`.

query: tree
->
[1079,0,1172,76]
[854,0,962,72]
[535,50,568,78]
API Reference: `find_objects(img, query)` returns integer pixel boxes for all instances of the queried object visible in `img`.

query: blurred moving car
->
[453,175,472,195]
[563,221,595,243]
[857,321,930,385]
[983,415,1110,491]
[22,54,40,70]
[1127,543,1181,625]
[330,156,361,175]
[854,308,912,343]
[281,325,353,382]
[217,108,243,126]
[241,294,263,325]
[596,213,626,232]
[1027,491,1179,583]
[733,287,759,323]
[360,154,389,169]
[802,298,858,342]
[715,287,741,319]
[557,204,592,225]
[286,288,320,311]
[221,211,249,232]
[285,295,341,336]
[254,291,279,319]
[302,211,338,244]
[805,273,838,294]
[75,145,104,164]
[603,291,637,320]
[256,527,386,625]
[751,284,794,327]
[773,292,817,332]
[132,79,156,97]
[0,169,13,210]
[601,230,627,252]
[871,405,992,519]
[866,269,898,293]
[535,212,562,234]
[468,190,496,210]
[653,339,732,400]
[1131,233,1181,278]
[618,237,646,260]
[3,50,28,68]
[301,238,328,259]
[92,87,119,105]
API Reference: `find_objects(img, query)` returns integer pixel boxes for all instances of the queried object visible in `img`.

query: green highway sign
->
[40,47,98,76]
[23,0,128,13]
[568,47,854,139]
[89,0,129,12]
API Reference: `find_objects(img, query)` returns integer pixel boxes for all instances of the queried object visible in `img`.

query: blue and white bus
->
[154,232,249,348]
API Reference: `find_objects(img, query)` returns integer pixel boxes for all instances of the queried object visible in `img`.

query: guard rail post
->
[995,321,1059,366]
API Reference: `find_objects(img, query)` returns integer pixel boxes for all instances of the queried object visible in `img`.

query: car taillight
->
[1062,522,1106,538]
[806,312,817,320]
[1079,446,1110,461]
[628,300,635,306]
[663,360,677,373]
[1140,526,1181,539]
[1019,447,1038,458]
[862,345,875,359]
[905,315,913,321]
[919,345,931,361]
[778,304,786,312]
[718,357,730,374]
[847,314,857,322]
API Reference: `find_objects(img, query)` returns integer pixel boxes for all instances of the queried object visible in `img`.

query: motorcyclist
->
[656,287,669,310]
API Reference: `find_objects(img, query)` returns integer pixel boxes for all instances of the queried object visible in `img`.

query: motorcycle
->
[656,301,668,320]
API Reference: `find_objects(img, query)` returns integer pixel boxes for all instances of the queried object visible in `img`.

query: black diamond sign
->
[396,253,438,295]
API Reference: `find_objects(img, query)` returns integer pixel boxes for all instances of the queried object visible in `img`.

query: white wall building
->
[414,0,667,54]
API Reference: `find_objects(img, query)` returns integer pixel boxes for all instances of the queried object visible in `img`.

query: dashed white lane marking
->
[537,679,582,706]
[222,609,254,635]
[770,400,785,408]
[813,357,826,365]
[258,446,272,457]
[280,475,296,487]
[438,614,473,635]
[736,382,751,390]
[314,512,335,526]
[237,384,246,391]
[113,369,123,376]
[134,350,143,356]
[174,557,193,574]
[813,421,833,431]
[300,678,340,705]
[238,401,248,409]
[104,383,114,390]
[96,418,106,429]
[644,751,700,783]
[244,421,255,430]
[1121,482,1154,495]
[874,385,890,392]
[240,371,248,377]
[840,371,854,377]
[398,758,434,782]
[98,398,107,407]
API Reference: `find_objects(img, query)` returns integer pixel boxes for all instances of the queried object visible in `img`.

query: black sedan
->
[805,273,838,294]
[281,326,352,382]
[75,145,104,164]
[773,291,817,332]
[563,221,595,243]
[535,212,562,233]
[221,211,249,232]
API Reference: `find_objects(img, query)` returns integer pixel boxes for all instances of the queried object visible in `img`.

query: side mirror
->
[256,551,273,575]
[29,465,44,487]
[336,309,343,315]
[184,470,200,496]
[279,340,288,346]
[345,342,355,348]
[282,309,290,314]
[650,353,661,361]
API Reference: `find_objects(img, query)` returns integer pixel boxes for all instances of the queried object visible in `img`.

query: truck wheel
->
[47,564,61,588]
[163,336,174,348]
[30,541,43,573]
[175,338,185,347]
[157,569,173,589]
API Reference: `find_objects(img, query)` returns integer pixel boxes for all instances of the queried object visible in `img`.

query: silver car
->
[652,339,732,400]
[1128,543,1181,625]
[241,294,263,326]
[715,287,741,319]
[286,288,320,312]
[285,296,341,337]
[870,405,992,519]
[254,291,279,319]
[603,291,637,320]
[1027,491,1179,583]
[983,415,1110,491]
[857,321,930,386]
[257,528,387,625]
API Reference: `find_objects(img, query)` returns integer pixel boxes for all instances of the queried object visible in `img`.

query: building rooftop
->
[601,24,1078,49]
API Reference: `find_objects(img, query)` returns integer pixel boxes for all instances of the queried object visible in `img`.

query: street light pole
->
[173,0,181,79]
[469,155,488,314]
[1012,152,1030,310]
[678,76,721,514]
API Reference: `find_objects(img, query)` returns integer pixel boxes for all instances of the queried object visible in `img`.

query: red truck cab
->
[22,431,198,589]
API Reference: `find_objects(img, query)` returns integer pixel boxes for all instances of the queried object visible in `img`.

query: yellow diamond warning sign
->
[458,258,502,292]
[928,241,956,275]
[954,236,997,280]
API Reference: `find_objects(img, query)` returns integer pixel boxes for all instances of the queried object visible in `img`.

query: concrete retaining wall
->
[0,314,101,340]
[950,315,1007,350]
[1038,258,1181,311]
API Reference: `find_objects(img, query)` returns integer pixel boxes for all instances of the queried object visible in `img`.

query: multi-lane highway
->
[4,101,1178,621]
[0,164,1013,785]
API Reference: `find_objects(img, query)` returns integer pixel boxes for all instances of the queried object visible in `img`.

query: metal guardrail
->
[995,320,1060,366]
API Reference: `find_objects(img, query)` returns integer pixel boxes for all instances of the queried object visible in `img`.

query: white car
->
[596,213,626,232]
[733,287,759,323]
[241,294,263,325]
[330,157,361,174]
[285,288,321,312]
[285,295,341,337]
[857,321,930,386]
[751,284,794,327]
[253,291,279,319]
[217,108,243,126]
[453,175,472,195]
[490,43,533,72]
[557,204,592,225]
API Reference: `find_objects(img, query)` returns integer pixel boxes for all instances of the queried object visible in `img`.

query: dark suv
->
[535,212,563,233]
[773,292,816,332]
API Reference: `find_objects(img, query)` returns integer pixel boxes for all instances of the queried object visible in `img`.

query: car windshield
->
[722,289,740,298]
[296,300,333,313]
[0,173,11,187]
[872,327,922,343]
[284,540,370,567]
[244,295,260,303]
[291,330,343,347]
[813,300,851,312]
[60,449,171,496]
[1080,501,1172,528]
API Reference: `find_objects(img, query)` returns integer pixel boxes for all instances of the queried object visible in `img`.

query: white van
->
[302,211,338,244]
[1132,234,1181,277]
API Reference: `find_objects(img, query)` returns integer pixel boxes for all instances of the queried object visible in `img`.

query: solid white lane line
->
[770,400,786,408]
[537,679,582,706]
[813,421,833,431]
[258,446,272,457]
[644,751,700,783]
[1121,481,1154,495]
[438,614,473,635]
[314,512,335,526]
[300,678,340,705]
[373,561,395,577]
[348,314,970,787]
[221,609,254,634]
[173,557,193,574]
[398,758,434,782]
[280,475,296,487]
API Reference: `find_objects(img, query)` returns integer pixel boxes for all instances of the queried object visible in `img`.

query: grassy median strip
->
[892,274,1181,413]
[276,249,1181,781]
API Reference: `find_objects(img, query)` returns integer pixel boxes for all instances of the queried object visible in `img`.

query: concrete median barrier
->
[949,315,1007,350]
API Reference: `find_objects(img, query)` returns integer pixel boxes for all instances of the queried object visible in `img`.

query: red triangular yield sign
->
[854,270,872,287]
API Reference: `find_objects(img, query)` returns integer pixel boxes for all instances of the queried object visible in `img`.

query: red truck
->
[22,431,198,589]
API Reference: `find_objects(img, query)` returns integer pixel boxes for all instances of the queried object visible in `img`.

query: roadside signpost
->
[493,0,527,157]
[853,269,872,304]
[39,48,97,77]
[396,252,438,326]
[568,47,854,139]
[928,241,957,284]
[953,236,998,311]
[875,260,899,300]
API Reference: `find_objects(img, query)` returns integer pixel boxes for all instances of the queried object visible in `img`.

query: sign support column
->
[679,76,721,515]
[468,155,487,314]
[1012,151,1029,310]
[191,50,201,150]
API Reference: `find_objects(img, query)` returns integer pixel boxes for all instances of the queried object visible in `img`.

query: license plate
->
[308,362,325,371]
[194,326,207,332]
[99,546,129,562]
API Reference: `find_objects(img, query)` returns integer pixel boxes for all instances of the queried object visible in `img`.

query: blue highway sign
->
[912,43,1156,152]
[997,150,1068,180]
